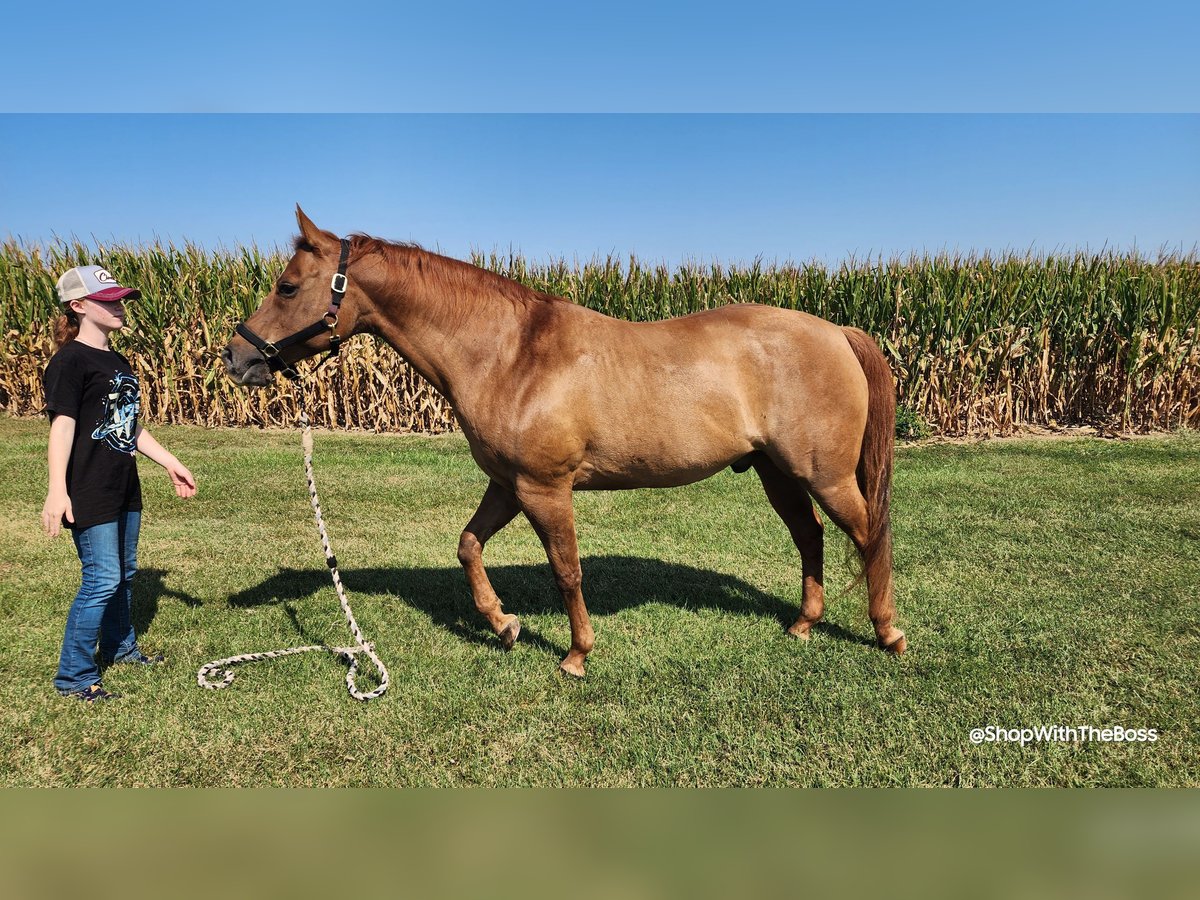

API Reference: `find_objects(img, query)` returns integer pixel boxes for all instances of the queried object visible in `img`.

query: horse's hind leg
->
[458,480,523,649]
[753,459,826,639]
[514,477,594,678]
[809,476,905,653]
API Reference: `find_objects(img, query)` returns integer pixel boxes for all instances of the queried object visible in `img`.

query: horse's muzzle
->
[222,343,274,387]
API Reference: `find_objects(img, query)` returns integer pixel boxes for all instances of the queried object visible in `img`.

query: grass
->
[1,413,1197,786]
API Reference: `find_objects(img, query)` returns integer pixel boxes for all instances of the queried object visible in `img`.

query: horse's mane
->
[314,232,561,308]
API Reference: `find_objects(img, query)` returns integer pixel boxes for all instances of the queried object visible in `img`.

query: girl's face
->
[73,297,126,332]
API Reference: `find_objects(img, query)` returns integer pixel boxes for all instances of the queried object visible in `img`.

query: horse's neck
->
[361,255,525,407]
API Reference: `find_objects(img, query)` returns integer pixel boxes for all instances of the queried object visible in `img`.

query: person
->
[41,265,197,702]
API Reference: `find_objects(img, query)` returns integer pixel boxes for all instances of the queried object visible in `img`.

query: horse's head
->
[223,206,366,386]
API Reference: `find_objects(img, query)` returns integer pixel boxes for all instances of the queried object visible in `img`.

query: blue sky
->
[3,1,1197,112]
[2,115,1196,266]
[1,3,1197,266]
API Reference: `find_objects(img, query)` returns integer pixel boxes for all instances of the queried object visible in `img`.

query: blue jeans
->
[54,510,143,693]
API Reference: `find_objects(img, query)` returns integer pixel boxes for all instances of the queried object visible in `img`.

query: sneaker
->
[103,651,166,667]
[62,683,121,703]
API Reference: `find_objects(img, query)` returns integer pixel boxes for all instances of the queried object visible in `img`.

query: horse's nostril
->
[221,346,233,366]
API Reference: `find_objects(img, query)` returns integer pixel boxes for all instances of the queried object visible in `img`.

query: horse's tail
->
[841,327,896,593]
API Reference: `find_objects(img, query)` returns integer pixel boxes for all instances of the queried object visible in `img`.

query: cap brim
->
[85,286,140,302]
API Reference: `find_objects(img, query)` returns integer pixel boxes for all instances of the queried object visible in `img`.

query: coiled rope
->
[197,383,389,701]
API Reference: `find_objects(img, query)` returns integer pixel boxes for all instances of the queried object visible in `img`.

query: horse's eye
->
[278,282,298,298]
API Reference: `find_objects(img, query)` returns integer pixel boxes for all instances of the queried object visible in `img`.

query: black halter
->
[235,238,351,381]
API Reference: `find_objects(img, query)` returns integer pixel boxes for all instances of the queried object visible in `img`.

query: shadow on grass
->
[227,556,874,656]
[132,568,203,638]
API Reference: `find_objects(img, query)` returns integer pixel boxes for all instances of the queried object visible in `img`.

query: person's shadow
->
[227,556,872,656]
[132,568,203,639]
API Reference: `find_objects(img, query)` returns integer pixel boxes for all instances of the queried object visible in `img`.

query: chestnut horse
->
[223,208,906,677]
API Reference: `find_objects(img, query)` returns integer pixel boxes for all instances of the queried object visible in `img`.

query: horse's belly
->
[569,379,762,489]
[574,465,730,491]
[572,445,744,490]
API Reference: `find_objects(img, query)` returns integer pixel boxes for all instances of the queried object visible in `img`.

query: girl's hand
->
[167,461,197,498]
[41,491,74,537]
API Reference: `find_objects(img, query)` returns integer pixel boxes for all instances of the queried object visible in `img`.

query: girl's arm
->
[41,415,76,536]
[135,426,197,498]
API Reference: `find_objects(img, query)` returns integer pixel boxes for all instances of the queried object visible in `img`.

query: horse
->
[222,207,906,677]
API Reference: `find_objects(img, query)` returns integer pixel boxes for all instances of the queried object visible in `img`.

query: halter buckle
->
[330,273,348,294]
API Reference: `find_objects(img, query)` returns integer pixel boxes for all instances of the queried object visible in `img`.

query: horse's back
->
[578,303,866,409]
[516,302,870,490]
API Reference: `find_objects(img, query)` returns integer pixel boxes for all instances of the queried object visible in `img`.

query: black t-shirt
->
[43,341,143,530]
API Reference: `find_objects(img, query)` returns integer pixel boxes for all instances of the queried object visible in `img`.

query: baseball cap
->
[55,265,141,304]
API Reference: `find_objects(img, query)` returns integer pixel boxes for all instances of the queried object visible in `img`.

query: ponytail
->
[53,306,79,349]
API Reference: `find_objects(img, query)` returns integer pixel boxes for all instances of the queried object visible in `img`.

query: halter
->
[235,238,350,380]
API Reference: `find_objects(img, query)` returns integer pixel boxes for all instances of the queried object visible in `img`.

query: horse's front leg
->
[515,477,594,677]
[458,480,523,649]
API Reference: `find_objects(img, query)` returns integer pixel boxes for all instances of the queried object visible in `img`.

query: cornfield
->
[2,239,1198,436]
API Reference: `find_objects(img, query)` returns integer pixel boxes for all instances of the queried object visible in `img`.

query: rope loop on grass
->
[198,382,390,701]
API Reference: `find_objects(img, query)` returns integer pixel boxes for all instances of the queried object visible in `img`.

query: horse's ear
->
[295,205,338,256]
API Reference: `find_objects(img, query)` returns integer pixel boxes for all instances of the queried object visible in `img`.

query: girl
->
[41,264,197,702]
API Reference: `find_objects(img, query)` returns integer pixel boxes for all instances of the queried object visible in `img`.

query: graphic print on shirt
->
[91,371,139,453]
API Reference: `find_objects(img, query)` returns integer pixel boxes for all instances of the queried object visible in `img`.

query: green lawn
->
[1,414,1196,786]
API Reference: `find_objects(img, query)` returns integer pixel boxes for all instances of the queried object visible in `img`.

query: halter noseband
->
[235,238,350,381]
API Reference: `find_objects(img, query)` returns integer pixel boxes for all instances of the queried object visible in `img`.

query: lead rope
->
[197,382,389,701]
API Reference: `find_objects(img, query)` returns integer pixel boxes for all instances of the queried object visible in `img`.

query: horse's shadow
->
[227,556,873,656]
[131,568,203,639]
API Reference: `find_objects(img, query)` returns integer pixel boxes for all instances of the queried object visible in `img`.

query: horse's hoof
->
[881,631,907,655]
[787,620,816,640]
[558,658,586,678]
[498,616,521,651]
